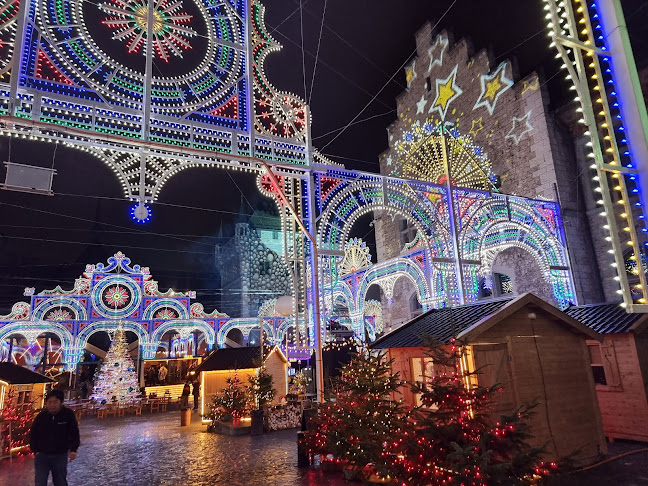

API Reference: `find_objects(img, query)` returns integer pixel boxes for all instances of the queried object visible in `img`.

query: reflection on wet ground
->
[0,412,346,486]
[2,411,648,485]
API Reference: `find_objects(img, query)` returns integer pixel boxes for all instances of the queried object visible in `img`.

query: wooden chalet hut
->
[564,303,648,442]
[0,362,54,411]
[370,293,607,466]
[196,346,288,421]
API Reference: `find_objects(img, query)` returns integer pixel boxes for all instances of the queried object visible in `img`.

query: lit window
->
[411,357,435,408]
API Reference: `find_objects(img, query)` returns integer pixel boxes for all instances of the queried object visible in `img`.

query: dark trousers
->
[193,395,199,410]
[35,452,68,486]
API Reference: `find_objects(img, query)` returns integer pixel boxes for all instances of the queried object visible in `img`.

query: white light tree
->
[91,324,140,404]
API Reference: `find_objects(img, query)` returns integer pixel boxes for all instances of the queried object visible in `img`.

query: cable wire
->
[320,0,459,151]
[307,0,327,104]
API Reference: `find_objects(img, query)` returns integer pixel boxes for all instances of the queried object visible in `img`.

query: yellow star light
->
[473,62,513,115]
[436,78,456,111]
[430,65,462,121]
[469,117,484,138]
[484,77,503,100]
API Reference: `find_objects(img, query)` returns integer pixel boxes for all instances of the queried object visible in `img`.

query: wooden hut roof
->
[371,297,514,349]
[196,346,286,373]
[563,302,648,334]
[196,347,262,373]
[0,362,55,384]
[371,293,602,350]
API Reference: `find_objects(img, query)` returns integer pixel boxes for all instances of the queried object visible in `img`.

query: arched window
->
[409,293,423,317]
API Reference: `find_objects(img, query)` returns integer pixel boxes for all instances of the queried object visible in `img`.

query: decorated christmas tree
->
[248,366,276,409]
[206,372,250,423]
[305,347,406,478]
[387,341,551,485]
[90,324,139,404]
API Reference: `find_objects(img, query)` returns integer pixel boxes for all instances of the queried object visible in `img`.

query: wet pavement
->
[0,411,346,486]
[1,411,647,485]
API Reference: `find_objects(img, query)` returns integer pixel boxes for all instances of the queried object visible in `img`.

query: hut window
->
[411,357,435,408]
[587,344,607,385]
[587,342,621,389]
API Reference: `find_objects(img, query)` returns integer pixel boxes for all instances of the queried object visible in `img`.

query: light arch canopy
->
[316,173,452,258]
[0,321,74,348]
[460,196,574,307]
[355,259,431,311]
[75,320,150,350]
[150,320,216,346]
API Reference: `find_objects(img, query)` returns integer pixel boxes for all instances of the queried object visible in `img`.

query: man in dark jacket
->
[30,389,80,486]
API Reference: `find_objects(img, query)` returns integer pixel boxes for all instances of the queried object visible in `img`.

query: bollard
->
[301,407,317,431]
[297,431,310,467]
[250,409,264,436]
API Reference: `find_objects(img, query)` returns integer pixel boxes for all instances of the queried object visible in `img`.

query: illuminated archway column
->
[141,343,157,360]
[545,0,648,310]
[597,0,648,216]
[421,299,435,313]
[63,346,83,371]
[350,312,365,341]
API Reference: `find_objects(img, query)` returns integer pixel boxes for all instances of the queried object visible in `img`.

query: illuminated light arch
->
[0,321,74,349]
[75,320,150,351]
[327,281,355,315]
[216,317,275,347]
[143,299,190,320]
[150,319,215,347]
[316,172,451,257]
[460,196,574,307]
[354,258,431,312]
[274,317,294,344]
[32,297,89,321]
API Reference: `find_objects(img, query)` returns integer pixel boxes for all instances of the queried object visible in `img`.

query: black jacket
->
[30,406,80,454]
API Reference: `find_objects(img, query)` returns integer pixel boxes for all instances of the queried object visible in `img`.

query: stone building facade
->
[374,22,617,329]
[214,212,292,318]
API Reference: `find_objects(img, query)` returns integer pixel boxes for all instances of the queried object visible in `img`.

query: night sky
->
[1,0,647,314]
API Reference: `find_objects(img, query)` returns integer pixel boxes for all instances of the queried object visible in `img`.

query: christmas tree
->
[206,372,250,423]
[248,367,276,409]
[90,324,139,404]
[305,347,406,478]
[387,341,551,485]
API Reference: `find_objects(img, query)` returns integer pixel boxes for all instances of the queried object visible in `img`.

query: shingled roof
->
[371,293,604,349]
[196,346,263,373]
[564,303,648,334]
[371,297,515,349]
[0,362,55,384]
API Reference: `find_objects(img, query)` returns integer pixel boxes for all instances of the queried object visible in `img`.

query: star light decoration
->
[473,62,514,116]
[506,111,534,145]
[429,65,462,121]
[99,0,197,62]
[427,35,449,74]
[416,95,427,114]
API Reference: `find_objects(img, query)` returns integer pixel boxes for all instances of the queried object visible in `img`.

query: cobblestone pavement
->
[1,411,647,486]
[0,411,346,486]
